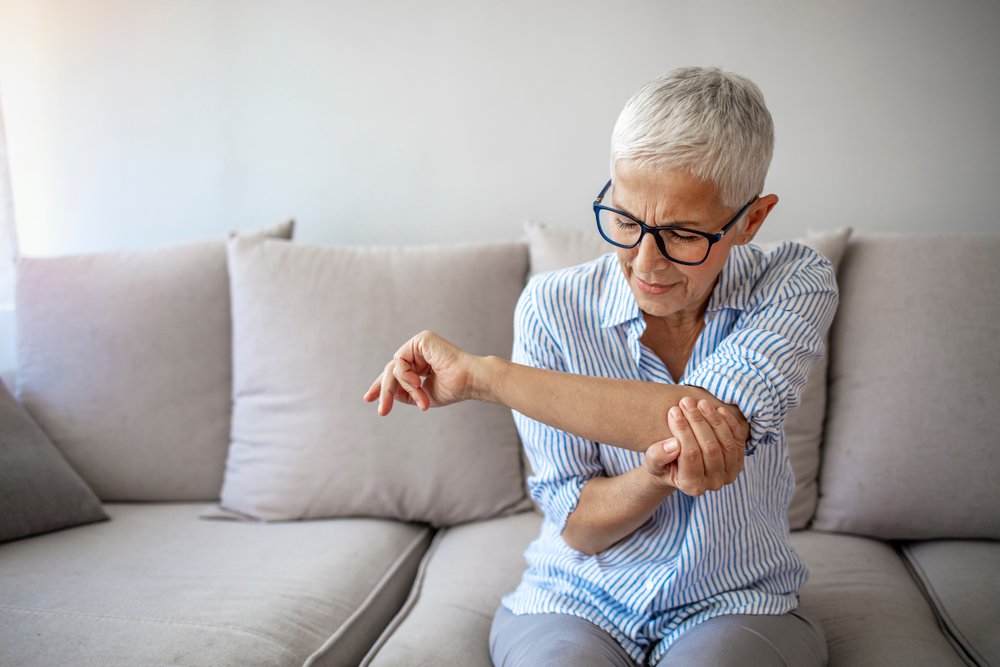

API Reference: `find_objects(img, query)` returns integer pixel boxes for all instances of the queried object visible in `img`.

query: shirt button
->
[645,579,655,591]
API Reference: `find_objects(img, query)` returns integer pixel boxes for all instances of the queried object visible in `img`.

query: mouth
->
[634,276,676,296]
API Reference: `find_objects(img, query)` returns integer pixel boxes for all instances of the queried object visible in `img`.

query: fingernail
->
[698,400,712,414]
[669,407,680,419]
[663,439,678,453]
[680,397,695,410]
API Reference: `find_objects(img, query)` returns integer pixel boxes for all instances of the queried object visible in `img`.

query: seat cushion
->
[15,221,294,502]
[362,510,967,667]
[361,510,540,667]
[899,540,1000,667]
[814,233,1000,539]
[789,530,968,666]
[0,503,432,667]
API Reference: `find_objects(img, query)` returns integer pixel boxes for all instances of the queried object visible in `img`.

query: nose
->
[633,231,668,273]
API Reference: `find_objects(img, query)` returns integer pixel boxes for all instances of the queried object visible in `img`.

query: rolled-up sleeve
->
[511,277,604,531]
[681,247,839,457]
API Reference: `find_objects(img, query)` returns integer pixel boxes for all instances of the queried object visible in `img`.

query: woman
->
[363,67,835,667]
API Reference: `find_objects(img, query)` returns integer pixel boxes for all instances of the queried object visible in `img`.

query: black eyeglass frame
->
[593,179,759,266]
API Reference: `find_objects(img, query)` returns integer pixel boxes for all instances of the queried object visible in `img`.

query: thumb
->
[649,438,680,470]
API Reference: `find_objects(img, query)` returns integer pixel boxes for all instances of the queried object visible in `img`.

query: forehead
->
[610,162,724,227]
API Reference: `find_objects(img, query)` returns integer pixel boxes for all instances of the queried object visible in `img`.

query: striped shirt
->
[500,241,839,666]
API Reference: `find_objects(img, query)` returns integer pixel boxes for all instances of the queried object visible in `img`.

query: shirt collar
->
[598,244,759,330]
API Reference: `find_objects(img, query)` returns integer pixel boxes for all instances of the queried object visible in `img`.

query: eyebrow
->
[609,198,706,228]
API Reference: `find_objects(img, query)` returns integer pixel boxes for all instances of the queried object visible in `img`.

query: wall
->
[0,0,998,370]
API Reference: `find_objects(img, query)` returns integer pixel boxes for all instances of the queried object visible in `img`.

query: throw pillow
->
[15,220,294,502]
[0,379,107,543]
[522,220,852,530]
[216,237,530,527]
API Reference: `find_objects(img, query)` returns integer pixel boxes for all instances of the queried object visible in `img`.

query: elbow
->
[560,519,601,556]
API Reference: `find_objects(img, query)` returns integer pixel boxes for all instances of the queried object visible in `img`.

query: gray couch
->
[1,224,997,667]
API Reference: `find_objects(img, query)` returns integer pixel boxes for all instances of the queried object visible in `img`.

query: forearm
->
[562,467,675,556]
[472,356,742,453]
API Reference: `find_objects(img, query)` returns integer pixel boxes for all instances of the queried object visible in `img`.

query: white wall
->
[1,0,998,257]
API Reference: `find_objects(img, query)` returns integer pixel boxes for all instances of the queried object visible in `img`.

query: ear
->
[740,194,778,243]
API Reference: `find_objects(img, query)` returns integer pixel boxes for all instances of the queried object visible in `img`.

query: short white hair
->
[610,66,774,212]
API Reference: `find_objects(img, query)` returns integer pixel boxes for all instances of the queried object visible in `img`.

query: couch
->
[1,220,997,667]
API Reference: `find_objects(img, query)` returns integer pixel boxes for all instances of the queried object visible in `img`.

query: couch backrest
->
[813,233,1000,540]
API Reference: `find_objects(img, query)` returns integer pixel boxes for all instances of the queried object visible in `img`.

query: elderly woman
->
[363,67,835,667]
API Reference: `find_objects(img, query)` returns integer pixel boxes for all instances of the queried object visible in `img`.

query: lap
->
[489,604,638,667]
[654,609,829,667]
[489,604,828,667]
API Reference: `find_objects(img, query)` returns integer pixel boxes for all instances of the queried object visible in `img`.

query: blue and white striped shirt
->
[500,241,839,665]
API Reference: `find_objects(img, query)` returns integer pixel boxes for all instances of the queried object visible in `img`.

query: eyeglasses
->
[593,179,758,266]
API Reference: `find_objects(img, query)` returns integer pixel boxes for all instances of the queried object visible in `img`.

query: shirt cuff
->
[680,363,779,458]
[527,475,590,532]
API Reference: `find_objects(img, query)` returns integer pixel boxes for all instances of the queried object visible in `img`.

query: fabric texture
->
[0,503,431,667]
[218,236,530,526]
[14,220,294,502]
[523,220,851,529]
[0,379,107,544]
[790,530,970,667]
[899,540,1000,667]
[502,243,839,665]
[813,234,1000,539]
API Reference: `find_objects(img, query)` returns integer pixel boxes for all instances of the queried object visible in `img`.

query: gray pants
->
[489,604,828,667]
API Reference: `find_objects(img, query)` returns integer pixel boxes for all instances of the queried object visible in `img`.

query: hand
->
[644,398,745,496]
[362,330,478,416]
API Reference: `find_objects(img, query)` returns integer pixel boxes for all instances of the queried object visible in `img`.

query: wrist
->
[467,354,506,403]
[636,465,676,498]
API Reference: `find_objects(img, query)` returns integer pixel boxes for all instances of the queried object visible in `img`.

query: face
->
[610,160,776,326]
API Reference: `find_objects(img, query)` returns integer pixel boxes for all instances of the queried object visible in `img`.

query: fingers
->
[668,404,704,490]
[717,407,747,477]
[645,438,681,478]
[378,360,398,416]
[694,401,742,482]
[391,355,430,411]
[678,396,726,491]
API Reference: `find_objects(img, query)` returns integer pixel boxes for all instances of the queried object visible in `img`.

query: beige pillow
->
[217,237,530,527]
[813,234,1000,539]
[522,221,851,529]
[15,221,294,502]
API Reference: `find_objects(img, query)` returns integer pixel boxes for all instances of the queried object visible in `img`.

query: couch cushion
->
[899,540,1000,667]
[0,502,431,667]
[217,237,530,527]
[522,221,853,530]
[361,510,540,667]
[15,221,294,502]
[361,511,967,667]
[813,234,1000,539]
[790,530,969,666]
[0,379,107,544]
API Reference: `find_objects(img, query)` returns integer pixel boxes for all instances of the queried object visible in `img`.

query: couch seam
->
[355,525,448,667]
[303,527,434,667]
[0,603,298,660]
[895,543,984,667]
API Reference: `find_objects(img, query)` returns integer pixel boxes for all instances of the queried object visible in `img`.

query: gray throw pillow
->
[15,221,294,502]
[215,236,530,527]
[812,234,1000,539]
[522,221,852,530]
[0,379,107,543]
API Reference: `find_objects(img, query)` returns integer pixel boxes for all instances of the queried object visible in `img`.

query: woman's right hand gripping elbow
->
[363,330,479,416]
